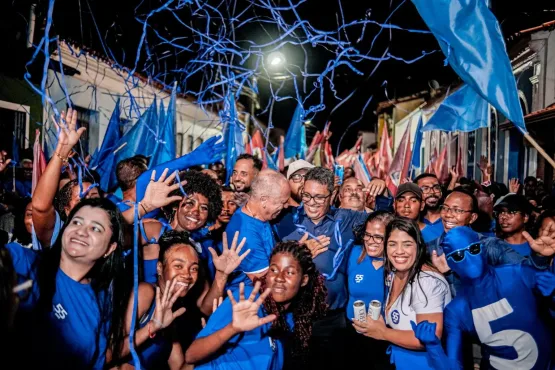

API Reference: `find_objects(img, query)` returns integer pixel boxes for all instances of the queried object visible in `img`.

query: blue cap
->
[441,226,481,255]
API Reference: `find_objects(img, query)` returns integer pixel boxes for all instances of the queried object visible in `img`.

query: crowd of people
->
[1,108,555,369]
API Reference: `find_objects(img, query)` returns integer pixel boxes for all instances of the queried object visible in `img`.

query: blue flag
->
[222,90,245,184]
[422,85,489,133]
[90,98,122,169]
[150,88,176,167]
[284,103,307,159]
[412,0,527,134]
[411,115,423,171]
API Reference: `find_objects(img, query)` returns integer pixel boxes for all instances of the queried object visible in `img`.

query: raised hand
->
[366,178,386,197]
[201,297,224,328]
[0,151,11,173]
[151,278,187,333]
[509,178,521,194]
[411,320,441,346]
[228,282,276,333]
[53,109,86,157]
[449,166,459,183]
[209,231,251,276]
[523,220,555,257]
[431,250,451,274]
[141,169,187,213]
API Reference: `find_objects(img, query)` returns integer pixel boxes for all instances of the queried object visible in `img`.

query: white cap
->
[286,159,314,179]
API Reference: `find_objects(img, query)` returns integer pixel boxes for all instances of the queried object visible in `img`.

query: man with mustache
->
[415,173,445,243]
[231,154,262,193]
[339,177,368,212]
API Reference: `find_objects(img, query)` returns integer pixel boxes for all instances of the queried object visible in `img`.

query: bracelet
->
[54,151,69,164]
[148,321,156,338]
[139,202,148,214]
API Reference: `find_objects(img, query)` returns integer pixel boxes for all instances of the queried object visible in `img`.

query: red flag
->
[388,124,412,194]
[32,129,47,195]
[278,135,285,172]
[435,146,449,183]
[456,144,464,178]
[377,125,393,179]
[425,148,438,174]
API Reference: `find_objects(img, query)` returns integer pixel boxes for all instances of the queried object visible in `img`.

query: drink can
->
[334,164,344,185]
[368,300,381,320]
[353,300,366,323]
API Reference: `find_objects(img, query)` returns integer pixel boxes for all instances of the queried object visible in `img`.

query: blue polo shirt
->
[420,217,444,243]
[281,206,367,310]
[225,208,275,288]
[346,245,385,320]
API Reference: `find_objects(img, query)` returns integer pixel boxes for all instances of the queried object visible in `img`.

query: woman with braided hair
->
[184,241,328,370]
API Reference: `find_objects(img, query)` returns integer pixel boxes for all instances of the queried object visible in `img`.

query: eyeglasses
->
[421,184,442,194]
[439,205,472,215]
[493,210,522,219]
[301,192,331,205]
[363,233,384,244]
[290,174,306,183]
[446,243,482,263]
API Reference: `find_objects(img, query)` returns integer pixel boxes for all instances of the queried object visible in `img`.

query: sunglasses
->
[446,243,482,263]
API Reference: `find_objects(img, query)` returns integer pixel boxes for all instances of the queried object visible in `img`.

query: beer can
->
[353,300,367,323]
[368,300,381,320]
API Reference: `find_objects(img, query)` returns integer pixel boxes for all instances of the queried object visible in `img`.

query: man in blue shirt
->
[225,170,290,287]
[415,173,445,242]
[278,167,386,370]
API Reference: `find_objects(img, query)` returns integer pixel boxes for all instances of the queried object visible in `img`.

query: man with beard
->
[286,159,314,206]
[415,173,444,243]
[493,194,533,257]
[231,154,262,193]
[339,177,368,212]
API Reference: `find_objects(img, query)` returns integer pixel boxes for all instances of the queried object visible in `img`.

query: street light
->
[267,51,286,68]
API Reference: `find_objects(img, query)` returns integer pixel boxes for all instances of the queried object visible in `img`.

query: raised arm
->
[33,109,84,247]
[135,136,224,208]
[184,282,275,365]
[198,232,251,316]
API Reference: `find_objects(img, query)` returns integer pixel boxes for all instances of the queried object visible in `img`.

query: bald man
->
[224,169,291,288]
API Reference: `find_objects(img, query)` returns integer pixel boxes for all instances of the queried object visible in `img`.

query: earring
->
[103,253,109,258]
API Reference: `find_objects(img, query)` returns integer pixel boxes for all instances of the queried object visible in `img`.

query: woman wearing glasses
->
[353,217,451,370]
[346,211,394,370]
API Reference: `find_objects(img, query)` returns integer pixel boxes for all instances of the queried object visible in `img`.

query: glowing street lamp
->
[267,51,286,68]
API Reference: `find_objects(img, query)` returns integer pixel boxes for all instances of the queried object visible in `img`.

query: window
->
[71,106,99,156]
[0,101,30,161]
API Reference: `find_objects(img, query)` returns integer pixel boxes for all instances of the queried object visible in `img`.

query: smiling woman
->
[5,198,129,369]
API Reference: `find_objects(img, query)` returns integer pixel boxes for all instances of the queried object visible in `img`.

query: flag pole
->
[524,134,555,169]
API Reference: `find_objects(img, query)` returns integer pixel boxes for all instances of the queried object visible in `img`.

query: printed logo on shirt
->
[53,303,68,320]
[355,274,364,283]
[269,337,276,352]
[391,309,400,325]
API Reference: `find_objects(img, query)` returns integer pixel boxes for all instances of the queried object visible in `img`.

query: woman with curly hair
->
[184,241,328,370]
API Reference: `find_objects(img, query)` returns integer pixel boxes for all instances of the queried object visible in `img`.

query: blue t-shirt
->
[6,243,110,369]
[421,218,444,244]
[225,208,275,288]
[195,285,288,370]
[346,245,385,320]
[505,241,531,257]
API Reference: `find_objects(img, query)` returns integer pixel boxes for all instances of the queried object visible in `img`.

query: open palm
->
[210,231,250,275]
[524,221,555,257]
[228,282,276,333]
[151,278,187,332]
[54,109,86,156]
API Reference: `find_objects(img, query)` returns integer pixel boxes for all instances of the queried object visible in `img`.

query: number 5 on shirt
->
[471,298,538,369]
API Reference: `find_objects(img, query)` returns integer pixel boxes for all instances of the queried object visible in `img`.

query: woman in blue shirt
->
[184,241,328,370]
[346,210,394,370]
[8,197,129,369]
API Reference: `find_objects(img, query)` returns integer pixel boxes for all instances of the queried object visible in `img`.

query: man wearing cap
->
[493,194,533,257]
[393,182,426,230]
[286,159,314,206]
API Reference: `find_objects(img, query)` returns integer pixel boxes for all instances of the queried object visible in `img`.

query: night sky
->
[3,0,555,153]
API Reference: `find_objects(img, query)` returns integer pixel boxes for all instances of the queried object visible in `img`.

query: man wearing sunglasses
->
[286,159,314,206]
[412,226,555,370]
[428,188,552,296]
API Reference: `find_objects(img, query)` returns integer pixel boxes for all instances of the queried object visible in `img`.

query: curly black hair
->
[257,241,328,364]
[163,171,223,223]
[54,178,100,221]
